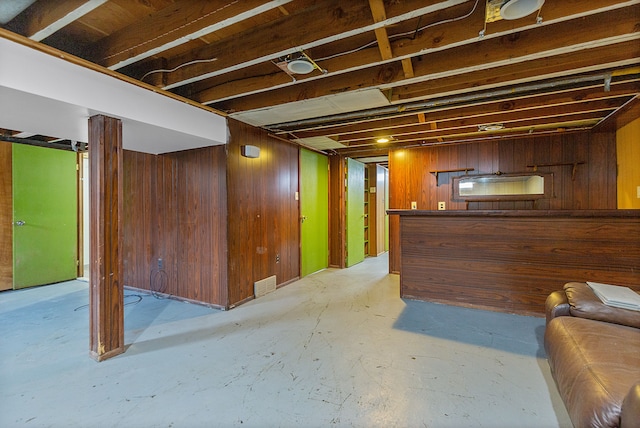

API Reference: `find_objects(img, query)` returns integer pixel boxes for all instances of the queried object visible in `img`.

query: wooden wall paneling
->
[89,115,124,361]
[531,136,552,210]
[124,151,153,293]
[175,150,198,300]
[497,140,516,210]
[436,146,450,209]
[396,212,640,315]
[560,134,576,209]
[512,140,530,210]
[550,135,566,209]
[387,149,401,273]
[122,151,140,290]
[157,154,178,298]
[590,132,617,209]
[226,119,299,306]
[426,149,437,209]
[122,147,227,308]
[171,146,227,305]
[329,154,345,268]
[0,141,12,290]
[473,141,497,210]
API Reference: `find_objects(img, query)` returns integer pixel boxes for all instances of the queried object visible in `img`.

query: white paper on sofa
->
[587,282,640,311]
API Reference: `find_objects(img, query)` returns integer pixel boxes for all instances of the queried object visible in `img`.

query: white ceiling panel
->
[294,136,346,151]
[230,88,390,127]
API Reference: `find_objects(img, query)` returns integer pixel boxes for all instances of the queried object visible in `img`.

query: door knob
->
[14,220,26,226]
[301,216,307,223]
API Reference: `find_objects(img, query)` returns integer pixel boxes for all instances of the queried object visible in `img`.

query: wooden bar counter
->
[387,210,640,316]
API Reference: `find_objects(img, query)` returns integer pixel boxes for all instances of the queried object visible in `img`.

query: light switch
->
[637,186,640,199]
[438,201,446,210]
[411,201,417,210]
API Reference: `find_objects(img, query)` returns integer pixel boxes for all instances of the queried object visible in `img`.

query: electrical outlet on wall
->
[438,201,446,210]
[411,201,417,209]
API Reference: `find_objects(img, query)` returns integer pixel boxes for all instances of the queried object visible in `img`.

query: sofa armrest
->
[621,382,640,428]
[545,290,570,325]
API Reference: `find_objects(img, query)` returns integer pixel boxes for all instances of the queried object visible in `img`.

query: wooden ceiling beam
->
[185,1,483,101]
[282,80,640,136]
[159,0,470,89]
[210,6,639,112]
[336,104,621,143]
[334,128,589,155]
[391,41,640,104]
[345,115,602,146]
[91,0,292,70]
[189,0,634,104]
[368,0,393,60]
[5,0,107,42]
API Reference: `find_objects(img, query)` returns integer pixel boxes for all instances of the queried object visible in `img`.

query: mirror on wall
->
[452,172,552,201]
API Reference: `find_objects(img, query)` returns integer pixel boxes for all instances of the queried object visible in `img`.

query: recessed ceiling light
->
[500,0,544,20]
[478,123,505,131]
[287,59,315,74]
[376,137,390,144]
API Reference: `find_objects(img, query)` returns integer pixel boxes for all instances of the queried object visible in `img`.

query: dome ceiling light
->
[273,51,327,82]
[484,0,544,25]
[287,59,315,74]
[478,123,505,132]
[500,0,545,20]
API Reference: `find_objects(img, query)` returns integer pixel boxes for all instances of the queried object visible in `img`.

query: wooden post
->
[89,115,124,361]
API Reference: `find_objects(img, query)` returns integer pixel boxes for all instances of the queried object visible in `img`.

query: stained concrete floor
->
[1,254,571,428]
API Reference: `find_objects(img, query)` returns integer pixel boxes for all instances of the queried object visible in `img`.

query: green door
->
[345,158,365,267]
[300,149,328,276]
[12,144,78,289]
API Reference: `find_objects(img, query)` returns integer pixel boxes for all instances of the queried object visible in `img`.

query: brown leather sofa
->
[544,282,640,428]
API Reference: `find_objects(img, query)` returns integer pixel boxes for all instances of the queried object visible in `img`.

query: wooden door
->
[0,141,12,290]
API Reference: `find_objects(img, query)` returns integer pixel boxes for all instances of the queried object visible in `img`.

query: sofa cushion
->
[545,316,640,428]
[563,282,640,329]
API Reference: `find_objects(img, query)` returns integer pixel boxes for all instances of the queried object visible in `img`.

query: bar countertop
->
[387,209,640,218]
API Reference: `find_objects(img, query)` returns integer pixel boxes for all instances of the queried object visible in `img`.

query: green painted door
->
[300,149,328,276]
[13,144,78,289]
[345,158,365,267]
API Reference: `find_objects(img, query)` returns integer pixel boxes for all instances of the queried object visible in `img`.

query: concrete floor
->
[0,254,571,428]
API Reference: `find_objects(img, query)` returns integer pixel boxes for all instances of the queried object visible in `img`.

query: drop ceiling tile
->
[230,88,390,127]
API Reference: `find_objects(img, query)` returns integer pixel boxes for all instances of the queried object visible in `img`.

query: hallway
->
[0,254,571,427]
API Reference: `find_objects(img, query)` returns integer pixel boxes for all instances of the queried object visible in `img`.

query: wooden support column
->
[89,115,124,361]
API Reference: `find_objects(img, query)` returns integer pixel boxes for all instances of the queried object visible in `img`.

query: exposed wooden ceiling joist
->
[0,0,638,158]
[209,5,640,113]
[4,0,107,41]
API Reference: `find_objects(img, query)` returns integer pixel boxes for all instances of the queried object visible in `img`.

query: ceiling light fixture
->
[274,51,327,82]
[376,137,390,144]
[287,59,315,75]
[478,123,505,131]
[500,0,544,20]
